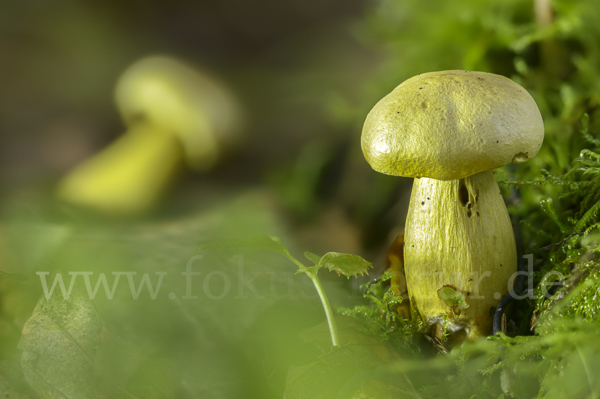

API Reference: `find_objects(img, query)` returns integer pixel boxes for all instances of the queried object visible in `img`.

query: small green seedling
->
[196,235,372,347]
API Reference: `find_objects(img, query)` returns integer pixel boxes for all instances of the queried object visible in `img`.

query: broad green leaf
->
[437,285,469,314]
[196,235,291,258]
[286,318,411,399]
[304,251,322,265]
[355,379,417,399]
[0,371,28,399]
[319,252,372,278]
[18,290,104,399]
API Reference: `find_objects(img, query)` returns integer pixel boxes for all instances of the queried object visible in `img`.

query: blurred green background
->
[0,0,374,198]
[0,0,404,252]
[0,1,395,398]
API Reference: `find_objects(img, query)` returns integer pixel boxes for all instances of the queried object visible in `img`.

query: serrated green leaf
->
[295,265,321,275]
[320,252,372,278]
[437,285,469,314]
[304,251,322,265]
[196,235,291,258]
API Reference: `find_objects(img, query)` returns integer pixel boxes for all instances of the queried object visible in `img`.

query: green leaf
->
[355,378,419,399]
[319,252,372,278]
[437,285,469,315]
[286,318,413,399]
[196,235,291,258]
[304,251,322,265]
[295,265,321,275]
[0,357,34,399]
[18,290,104,399]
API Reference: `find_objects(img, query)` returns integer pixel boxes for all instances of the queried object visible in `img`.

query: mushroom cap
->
[361,70,544,180]
[115,56,241,171]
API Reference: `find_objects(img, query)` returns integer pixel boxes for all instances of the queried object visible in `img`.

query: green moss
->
[338,271,427,354]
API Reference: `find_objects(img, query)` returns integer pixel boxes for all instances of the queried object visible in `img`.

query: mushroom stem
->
[56,122,184,215]
[404,170,517,339]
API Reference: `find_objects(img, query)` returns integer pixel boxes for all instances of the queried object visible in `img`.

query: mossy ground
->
[313,1,600,397]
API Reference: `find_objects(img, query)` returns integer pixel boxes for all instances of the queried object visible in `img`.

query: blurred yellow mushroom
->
[56,55,242,215]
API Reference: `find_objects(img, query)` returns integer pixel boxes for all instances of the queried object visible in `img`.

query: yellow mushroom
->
[361,70,544,339]
[57,56,241,215]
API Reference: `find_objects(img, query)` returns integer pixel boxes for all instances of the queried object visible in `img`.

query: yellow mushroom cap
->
[115,56,241,172]
[361,70,544,180]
